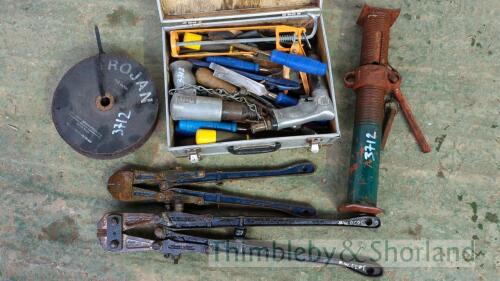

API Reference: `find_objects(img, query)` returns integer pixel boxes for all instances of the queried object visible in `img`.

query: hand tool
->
[205,56,271,73]
[170,21,318,58]
[250,65,335,133]
[170,60,197,95]
[274,26,311,95]
[107,162,316,216]
[190,59,300,91]
[195,68,238,94]
[196,129,249,144]
[210,63,298,107]
[231,44,328,76]
[391,86,431,152]
[339,5,431,216]
[97,212,383,277]
[175,120,247,136]
[233,71,301,92]
[381,101,398,149]
[268,92,299,107]
[170,93,258,122]
[181,32,234,52]
[177,24,315,49]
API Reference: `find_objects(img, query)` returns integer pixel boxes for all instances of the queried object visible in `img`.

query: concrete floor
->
[0,0,498,280]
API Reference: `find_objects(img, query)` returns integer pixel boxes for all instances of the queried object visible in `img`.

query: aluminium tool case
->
[156,0,340,162]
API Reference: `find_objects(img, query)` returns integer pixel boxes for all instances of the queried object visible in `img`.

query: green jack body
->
[347,123,382,208]
[340,4,402,215]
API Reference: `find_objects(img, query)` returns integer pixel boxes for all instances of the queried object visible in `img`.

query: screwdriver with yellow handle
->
[181,32,234,52]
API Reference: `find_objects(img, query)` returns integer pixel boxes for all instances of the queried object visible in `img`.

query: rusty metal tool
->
[107,162,317,216]
[97,212,383,277]
[339,5,431,216]
[195,129,250,144]
[381,101,398,149]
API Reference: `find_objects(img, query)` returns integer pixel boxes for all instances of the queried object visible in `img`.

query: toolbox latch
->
[308,138,322,154]
[283,11,302,17]
[186,148,201,163]
[183,20,202,27]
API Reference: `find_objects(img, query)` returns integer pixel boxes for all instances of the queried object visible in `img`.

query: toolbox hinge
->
[186,148,201,163]
[308,138,322,154]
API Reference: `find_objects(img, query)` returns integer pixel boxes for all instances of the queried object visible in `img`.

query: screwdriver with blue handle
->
[176,120,248,136]
[206,56,271,73]
[231,43,327,76]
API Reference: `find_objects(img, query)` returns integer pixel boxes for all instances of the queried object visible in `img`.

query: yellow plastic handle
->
[196,129,217,144]
[183,32,203,51]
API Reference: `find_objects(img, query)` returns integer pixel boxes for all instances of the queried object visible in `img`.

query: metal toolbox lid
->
[156,0,322,25]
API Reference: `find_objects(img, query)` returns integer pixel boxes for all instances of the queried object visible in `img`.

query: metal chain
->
[168,85,263,120]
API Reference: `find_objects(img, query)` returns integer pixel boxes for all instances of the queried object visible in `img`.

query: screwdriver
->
[181,32,234,52]
[196,129,249,144]
[176,120,248,136]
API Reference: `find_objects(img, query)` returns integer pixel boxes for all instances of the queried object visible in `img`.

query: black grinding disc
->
[52,54,159,159]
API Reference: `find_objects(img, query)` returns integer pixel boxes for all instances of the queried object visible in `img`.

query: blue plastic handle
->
[206,56,260,73]
[270,50,327,76]
[176,120,237,136]
[189,59,301,90]
[232,69,301,89]
[274,93,298,107]
[188,59,211,68]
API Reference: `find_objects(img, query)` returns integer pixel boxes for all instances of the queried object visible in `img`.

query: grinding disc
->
[52,54,159,159]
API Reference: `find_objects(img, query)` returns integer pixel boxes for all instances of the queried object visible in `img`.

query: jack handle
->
[383,70,431,153]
